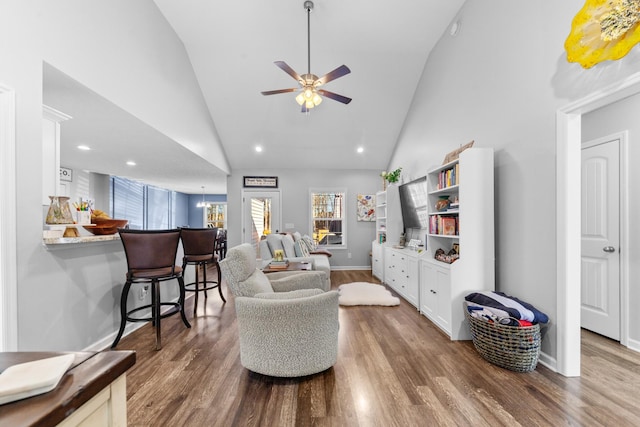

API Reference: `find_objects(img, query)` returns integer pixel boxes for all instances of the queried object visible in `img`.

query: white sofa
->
[259,232,331,287]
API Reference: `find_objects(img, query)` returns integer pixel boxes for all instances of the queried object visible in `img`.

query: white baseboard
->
[84,295,192,352]
[627,337,640,353]
[537,351,557,373]
[330,266,372,271]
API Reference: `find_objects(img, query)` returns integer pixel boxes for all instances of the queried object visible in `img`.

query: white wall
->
[0,1,209,350]
[227,168,381,269]
[390,0,640,363]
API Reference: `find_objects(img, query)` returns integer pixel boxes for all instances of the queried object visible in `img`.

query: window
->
[111,177,175,230]
[310,190,345,247]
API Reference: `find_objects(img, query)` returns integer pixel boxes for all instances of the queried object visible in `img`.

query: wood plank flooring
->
[115,269,640,426]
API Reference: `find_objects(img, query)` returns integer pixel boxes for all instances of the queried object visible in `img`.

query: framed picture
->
[243,176,278,188]
[357,194,375,221]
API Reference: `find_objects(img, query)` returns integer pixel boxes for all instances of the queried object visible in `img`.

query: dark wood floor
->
[115,269,640,426]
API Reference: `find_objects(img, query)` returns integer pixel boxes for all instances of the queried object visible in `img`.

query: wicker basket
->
[464,303,542,372]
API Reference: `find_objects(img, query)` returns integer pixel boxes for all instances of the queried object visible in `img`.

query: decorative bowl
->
[83,218,128,235]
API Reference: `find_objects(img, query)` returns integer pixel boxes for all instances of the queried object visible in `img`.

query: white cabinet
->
[384,246,420,308]
[420,259,451,335]
[420,147,495,340]
[371,241,384,281]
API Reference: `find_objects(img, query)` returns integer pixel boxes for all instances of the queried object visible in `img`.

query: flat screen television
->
[398,176,429,229]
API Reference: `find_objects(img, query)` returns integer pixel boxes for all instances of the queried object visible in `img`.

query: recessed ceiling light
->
[126,161,136,166]
[357,146,364,153]
[77,145,91,151]
[255,146,263,153]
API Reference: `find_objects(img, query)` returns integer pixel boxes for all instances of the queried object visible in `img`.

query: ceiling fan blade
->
[317,65,351,85]
[318,89,352,105]
[261,88,298,96]
[274,61,303,83]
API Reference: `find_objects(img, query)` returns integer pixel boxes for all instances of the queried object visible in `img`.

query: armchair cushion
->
[269,271,328,293]
[238,270,274,297]
[255,288,323,300]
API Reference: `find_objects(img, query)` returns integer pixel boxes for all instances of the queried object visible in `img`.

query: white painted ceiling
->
[46,0,465,195]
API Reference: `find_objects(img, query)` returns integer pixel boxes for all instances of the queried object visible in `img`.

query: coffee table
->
[262,261,313,273]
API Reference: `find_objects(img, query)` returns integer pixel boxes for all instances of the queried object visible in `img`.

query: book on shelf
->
[442,217,457,236]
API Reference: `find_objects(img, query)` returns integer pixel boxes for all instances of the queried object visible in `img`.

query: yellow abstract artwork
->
[565,0,640,68]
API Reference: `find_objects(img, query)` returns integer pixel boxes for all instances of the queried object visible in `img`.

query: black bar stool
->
[215,228,227,260]
[112,229,191,350]
[181,228,226,316]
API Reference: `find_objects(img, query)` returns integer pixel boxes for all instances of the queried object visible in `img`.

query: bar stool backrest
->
[181,227,218,257]
[119,229,182,273]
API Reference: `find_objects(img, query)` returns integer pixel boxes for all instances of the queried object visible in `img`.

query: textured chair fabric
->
[218,243,339,377]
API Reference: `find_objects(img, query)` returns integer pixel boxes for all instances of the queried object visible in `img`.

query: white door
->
[242,191,281,252]
[581,137,620,340]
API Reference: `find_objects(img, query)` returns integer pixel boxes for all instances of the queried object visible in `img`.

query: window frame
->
[309,188,347,249]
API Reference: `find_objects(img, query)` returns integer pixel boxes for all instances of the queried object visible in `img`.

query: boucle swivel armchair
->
[218,243,339,377]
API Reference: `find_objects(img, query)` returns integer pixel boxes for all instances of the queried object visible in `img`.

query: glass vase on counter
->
[45,196,74,224]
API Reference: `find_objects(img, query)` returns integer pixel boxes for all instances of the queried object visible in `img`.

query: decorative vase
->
[45,196,74,224]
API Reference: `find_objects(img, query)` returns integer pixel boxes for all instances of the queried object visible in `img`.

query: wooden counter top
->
[0,351,135,427]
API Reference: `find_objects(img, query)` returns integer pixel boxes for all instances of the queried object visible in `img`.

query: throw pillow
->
[281,234,297,258]
[292,231,302,242]
[301,235,316,253]
[295,240,310,257]
[266,234,285,256]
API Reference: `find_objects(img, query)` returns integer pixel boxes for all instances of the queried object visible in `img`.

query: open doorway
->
[242,190,281,252]
[557,73,639,377]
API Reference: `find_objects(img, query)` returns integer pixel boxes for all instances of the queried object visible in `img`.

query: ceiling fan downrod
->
[305,1,313,75]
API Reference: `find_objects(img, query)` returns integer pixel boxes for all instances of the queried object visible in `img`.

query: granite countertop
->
[43,234,121,246]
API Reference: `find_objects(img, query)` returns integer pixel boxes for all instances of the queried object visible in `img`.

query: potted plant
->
[381,167,402,189]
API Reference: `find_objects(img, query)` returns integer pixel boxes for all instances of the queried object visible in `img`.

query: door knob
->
[602,246,616,253]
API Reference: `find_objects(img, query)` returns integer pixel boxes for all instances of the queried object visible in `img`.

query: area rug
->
[337,282,400,306]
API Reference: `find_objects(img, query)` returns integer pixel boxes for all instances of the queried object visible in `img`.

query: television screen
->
[398,176,429,229]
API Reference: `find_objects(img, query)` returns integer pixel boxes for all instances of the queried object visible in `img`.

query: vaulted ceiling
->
[48,0,465,194]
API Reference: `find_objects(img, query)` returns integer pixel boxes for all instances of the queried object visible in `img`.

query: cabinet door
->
[403,256,419,307]
[371,243,384,281]
[420,261,437,319]
[434,266,451,333]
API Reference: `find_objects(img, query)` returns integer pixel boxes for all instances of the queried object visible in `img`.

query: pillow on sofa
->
[294,240,310,257]
[266,234,285,255]
[301,235,316,252]
[281,234,297,258]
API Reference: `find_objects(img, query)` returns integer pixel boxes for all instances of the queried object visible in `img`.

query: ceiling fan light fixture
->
[260,0,352,112]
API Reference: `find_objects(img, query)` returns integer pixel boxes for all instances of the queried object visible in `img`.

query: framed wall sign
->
[243,176,278,188]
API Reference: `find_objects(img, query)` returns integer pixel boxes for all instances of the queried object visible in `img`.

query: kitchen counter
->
[43,234,121,246]
[0,351,136,426]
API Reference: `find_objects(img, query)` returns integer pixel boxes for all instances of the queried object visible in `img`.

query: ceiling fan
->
[261,0,352,113]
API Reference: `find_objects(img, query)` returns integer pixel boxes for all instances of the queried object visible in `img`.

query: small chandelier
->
[196,186,210,208]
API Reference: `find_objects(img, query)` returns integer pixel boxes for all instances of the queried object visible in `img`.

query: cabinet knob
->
[430,289,436,294]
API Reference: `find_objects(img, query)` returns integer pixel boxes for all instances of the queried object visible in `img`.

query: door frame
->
[241,189,282,245]
[0,83,18,351]
[581,131,628,344]
[557,74,636,377]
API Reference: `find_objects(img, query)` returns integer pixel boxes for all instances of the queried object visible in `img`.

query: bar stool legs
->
[184,260,226,316]
[111,277,192,350]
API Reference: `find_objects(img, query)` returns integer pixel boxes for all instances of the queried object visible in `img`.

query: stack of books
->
[268,260,289,270]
